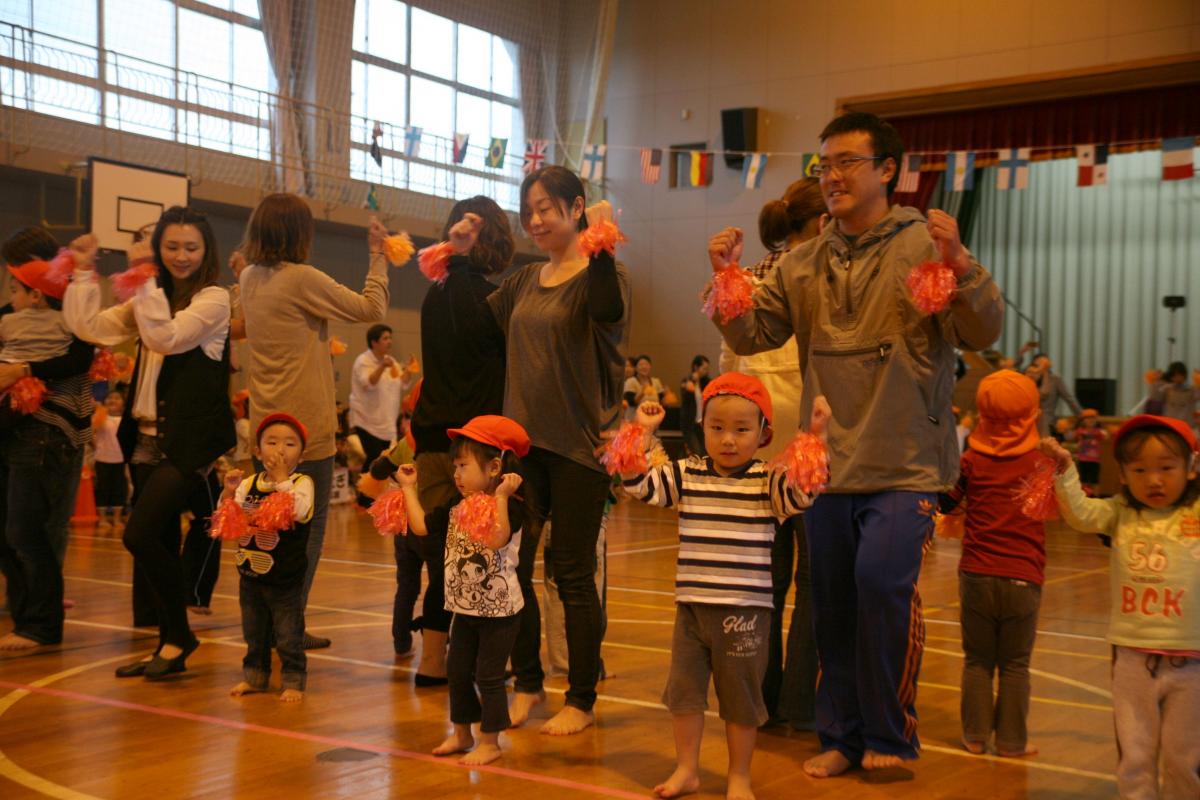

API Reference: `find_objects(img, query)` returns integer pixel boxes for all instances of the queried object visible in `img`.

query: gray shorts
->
[662,602,771,727]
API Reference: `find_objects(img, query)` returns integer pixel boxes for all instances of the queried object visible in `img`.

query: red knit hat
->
[257,412,309,449]
[1114,414,1199,454]
[447,414,531,458]
[702,372,774,445]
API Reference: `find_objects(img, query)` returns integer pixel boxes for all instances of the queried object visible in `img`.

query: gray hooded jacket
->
[716,205,1003,493]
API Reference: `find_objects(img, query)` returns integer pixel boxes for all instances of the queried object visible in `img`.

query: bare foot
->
[997,743,1038,758]
[229,681,264,697]
[803,750,853,778]
[653,766,700,798]
[961,737,985,755]
[433,731,474,756]
[540,705,594,736]
[0,633,41,651]
[862,750,903,770]
[278,689,303,703]
[726,772,755,800]
[459,743,501,766]
[508,690,546,728]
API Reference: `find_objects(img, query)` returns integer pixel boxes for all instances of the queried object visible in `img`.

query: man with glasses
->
[707,112,1003,777]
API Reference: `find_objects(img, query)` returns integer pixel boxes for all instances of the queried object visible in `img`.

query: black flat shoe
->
[303,632,331,650]
[115,656,154,678]
[144,638,199,681]
[414,673,448,687]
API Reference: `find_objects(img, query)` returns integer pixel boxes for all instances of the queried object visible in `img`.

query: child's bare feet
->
[508,690,545,727]
[862,750,903,770]
[433,730,474,756]
[229,682,264,697]
[961,736,985,755]
[459,743,501,766]
[803,750,853,778]
[996,743,1038,758]
[0,633,41,651]
[726,772,755,800]
[540,705,594,736]
[278,689,303,703]
[653,766,700,798]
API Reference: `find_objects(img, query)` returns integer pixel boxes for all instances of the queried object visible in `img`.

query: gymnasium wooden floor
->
[0,500,1117,799]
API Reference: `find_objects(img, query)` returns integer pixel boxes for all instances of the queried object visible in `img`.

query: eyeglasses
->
[811,156,883,178]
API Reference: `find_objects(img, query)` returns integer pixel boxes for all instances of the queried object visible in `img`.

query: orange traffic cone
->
[71,465,98,525]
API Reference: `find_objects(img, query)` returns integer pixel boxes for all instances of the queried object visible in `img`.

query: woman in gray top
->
[488,165,630,735]
[1026,353,1082,436]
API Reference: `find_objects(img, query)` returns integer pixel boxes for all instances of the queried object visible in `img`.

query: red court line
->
[0,681,646,800]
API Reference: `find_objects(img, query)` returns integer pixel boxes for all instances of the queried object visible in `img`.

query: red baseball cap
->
[702,372,774,444]
[257,412,309,449]
[447,414,531,457]
[1114,414,1199,454]
[7,259,67,300]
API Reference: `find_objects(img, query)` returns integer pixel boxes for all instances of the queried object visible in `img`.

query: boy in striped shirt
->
[622,372,829,800]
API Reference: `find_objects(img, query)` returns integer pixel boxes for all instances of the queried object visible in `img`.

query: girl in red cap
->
[1043,417,1200,799]
[394,414,530,766]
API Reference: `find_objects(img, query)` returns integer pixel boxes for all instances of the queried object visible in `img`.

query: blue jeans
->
[0,422,82,644]
[240,578,307,691]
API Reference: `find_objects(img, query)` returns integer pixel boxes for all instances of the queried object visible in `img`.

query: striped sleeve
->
[769,468,814,519]
[623,459,684,509]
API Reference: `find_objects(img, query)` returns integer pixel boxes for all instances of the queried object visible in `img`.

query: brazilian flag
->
[486,137,508,168]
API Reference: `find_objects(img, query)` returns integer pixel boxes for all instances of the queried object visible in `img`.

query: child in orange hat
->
[1066,409,1108,490]
[939,369,1046,758]
[621,372,830,800]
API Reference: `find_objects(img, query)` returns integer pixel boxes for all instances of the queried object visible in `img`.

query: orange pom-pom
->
[210,497,249,541]
[250,490,296,533]
[452,493,499,546]
[1015,456,1059,521]
[329,336,348,356]
[934,510,966,540]
[43,248,76,295]
[89,349,120,382]
[1144,369,1161,386]
[905,260,957,314]
[92,405,108,428]
[1055,418,1072,434]
[113,352,133,380]
[369,488,409,536]
[768,431,830,495]
[600,422,648,476]
[9,376,47,414]
[112,261,159,301]
[578,219,628,258]
[418,241,454,284]
[382,233,415,267]
[702,264,755,324]
[356,472,391,500]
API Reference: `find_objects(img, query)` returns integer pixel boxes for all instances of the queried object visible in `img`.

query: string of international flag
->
[367,122,1197,198]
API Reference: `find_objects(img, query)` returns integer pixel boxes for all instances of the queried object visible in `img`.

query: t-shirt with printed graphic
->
[426,496,525,618]
[233,471,315,587]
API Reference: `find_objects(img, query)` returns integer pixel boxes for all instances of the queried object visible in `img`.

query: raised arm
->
[132,283,230,356]
[927,209,1004,351]
[63,270,139,346]
[708,227,798,356]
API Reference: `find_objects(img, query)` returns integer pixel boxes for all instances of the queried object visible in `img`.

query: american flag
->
[640,147,662,184]
[896,154,922,193]
[523,139,548,174]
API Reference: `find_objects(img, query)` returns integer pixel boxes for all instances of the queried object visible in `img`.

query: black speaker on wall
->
[1075,378,1117,416]
[721,107,758,168]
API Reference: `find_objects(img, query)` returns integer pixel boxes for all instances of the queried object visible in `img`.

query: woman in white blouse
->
[64,207,235,681]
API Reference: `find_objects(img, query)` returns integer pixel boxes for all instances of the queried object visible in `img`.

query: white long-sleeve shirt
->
[64,269,230,427]
[347,349,413,442]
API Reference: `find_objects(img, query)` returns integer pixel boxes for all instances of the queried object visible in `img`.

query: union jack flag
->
[523,139,548,174]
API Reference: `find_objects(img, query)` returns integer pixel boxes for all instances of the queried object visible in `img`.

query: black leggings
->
[511,447,610,711]
[123,460,219,650]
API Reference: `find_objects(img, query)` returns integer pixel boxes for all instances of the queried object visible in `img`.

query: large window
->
[0,0,273,159]
[351,0,524,209]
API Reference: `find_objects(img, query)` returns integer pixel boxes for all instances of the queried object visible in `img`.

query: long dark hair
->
[441,195,515,276]
[151,206,221,315]
[519,165,588,233]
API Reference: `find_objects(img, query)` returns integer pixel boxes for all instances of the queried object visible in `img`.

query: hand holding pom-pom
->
[9,376,47,414]
[89,349,119,382]
[112,261,159,301]
[578,218,628,258]
[600,421,650,476]
[250,491,296,533]
[418,241,454,284]
[329,336,347,356]
[1015,455,1060,521]
[452,493,499,546]
[702,264,756,324]
[210,497,249,541]
[769,431,830,496]
[369,488,409,536]
[383,233,415,267]
[42,247,78,294]
[905,260,957,314]
[447,212,483,255]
